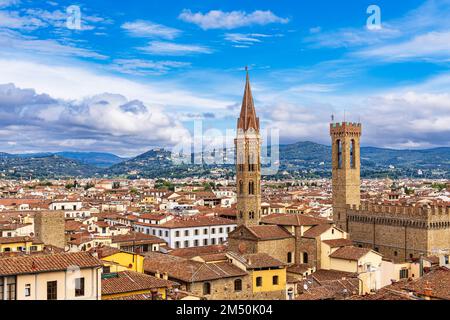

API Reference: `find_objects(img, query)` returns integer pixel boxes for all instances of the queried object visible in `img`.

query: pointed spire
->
[237,68,260,131]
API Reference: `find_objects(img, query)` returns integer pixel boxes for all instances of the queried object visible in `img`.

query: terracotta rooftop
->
[247,225,294,240]
[261,213,331,227]
[302,224,333,238]
[102,271,178,295]
[0,252,102,276]
[169,245,227,259]
[329,246,374,261]
[322,239,353,248]
[144,252,247,282]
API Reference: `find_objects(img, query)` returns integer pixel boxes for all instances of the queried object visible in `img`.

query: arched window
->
[350,139,356,168]
[249,212,254,219]
[203,282,211,295]
[249,181,255,195]
[303,252,309,264]
[239,181,244,195]
[336,139,342,169]
[234,279,242,292]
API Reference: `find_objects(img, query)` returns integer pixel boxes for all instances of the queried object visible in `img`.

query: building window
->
[256,277,263,287]
[165,231,168,237]
[409,254,413,259]
[336,139,343,169]
[239,181,244,195]
[204,228,208,235]
[249,212,255,219]
[394,251,398,256]
[203,239,208,246]
[227,227,230,233]
[6,276,16,300]
[272,276,279,285]
[25,284,31,297]
[219,227,223,233]
[350,139,356,168]
[185,230,189,237]
[211,228,216,234]
[303,252,309,264]
[175,241,180,249]
[234,279,242,292]
[211,238,216,245]
[400,269,408,279]
[249,181,255,195]
[152,230,156,236]
[184,241,189,248]
[194,229,199,236]
[175,231,180,237]
[287,252,293,264]
[75,278,85,297]
[159,230,162,237]
[0,278,3,300]
[47,281,57,300]
[203,282,211,295]
[194,240,199,246]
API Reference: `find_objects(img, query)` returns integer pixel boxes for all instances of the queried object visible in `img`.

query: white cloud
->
[0,29,107,59]
[0,58,232,111]
[0,0,19,8]
[110,59,190,76]
[139,41,213,56]
[356,31,450,61]
[121,20,182,39]
[0,84,190,156]
[179,9,289,30]
[224,33,275,47]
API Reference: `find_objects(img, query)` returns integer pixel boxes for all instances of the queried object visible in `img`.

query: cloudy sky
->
[0,0,450,156]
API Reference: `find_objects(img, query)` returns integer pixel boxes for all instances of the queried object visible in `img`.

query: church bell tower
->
[235,69,261,226]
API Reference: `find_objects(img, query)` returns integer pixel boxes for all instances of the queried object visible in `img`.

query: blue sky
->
[0,0,450,156]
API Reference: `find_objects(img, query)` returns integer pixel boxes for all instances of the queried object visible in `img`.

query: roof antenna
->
[331,114,335,122]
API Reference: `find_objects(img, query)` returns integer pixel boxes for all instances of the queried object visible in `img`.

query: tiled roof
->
[112,232,166,245]
[144,252,247,282]
[227,251,286,269]
[0,252,102,276]
[102,271,178,295]
[247,225,294,240]
[402,267,450,300]
[302,224,332,238]
[261,213,331,227]
[329,246,374,261]
[169,245,227,259]
[0,236,43,245]
[322,239,353,248]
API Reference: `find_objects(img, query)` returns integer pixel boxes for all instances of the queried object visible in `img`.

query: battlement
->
[347,202,450,222]
[330,122,362,136]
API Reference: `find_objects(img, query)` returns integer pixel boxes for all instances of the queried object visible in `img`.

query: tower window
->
[249,212,254,219]
[350,139,356,168]
[239,181,244,195]
[249,181,255,195]
[303,252,309,264]
[337,139,343,169]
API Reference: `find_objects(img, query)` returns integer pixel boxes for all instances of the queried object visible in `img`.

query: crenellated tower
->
[330,122,362,231]
[235,70,261,226]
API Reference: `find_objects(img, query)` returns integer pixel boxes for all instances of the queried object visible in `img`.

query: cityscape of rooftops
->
[0,0,449,311]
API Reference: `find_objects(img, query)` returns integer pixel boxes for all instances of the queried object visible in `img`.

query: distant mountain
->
[0,155,99,179]
[2,151,125,168]
[0,142,449,179]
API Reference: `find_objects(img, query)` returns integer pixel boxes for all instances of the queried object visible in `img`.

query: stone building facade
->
[330,122,450,263]
[34,210,66,249]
